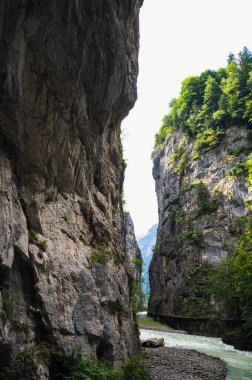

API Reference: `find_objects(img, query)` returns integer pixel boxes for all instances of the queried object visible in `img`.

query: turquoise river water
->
[140,329,252,380]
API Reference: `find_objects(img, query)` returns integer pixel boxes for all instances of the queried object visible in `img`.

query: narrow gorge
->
[0,1,143,378]
[149,50,252,345]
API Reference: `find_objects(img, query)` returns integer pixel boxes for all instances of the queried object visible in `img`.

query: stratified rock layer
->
[150,127,251,317]
[0,0,142,375]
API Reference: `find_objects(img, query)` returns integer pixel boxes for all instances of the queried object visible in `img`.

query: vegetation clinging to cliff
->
[154,47,252,151]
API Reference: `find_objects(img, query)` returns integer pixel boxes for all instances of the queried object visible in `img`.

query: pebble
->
[145,346,227,380]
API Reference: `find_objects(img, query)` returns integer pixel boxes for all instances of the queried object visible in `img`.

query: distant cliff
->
[124,213,142,281]
[137,224,157,296]
[0,0,142,377]
[149,50,252,323]
[150,126,251,317]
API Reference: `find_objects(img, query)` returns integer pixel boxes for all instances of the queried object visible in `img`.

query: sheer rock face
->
[150,127,251,316]
[124,212,142,281]
[0,0,142,374]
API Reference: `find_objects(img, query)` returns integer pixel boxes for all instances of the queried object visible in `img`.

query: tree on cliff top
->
[154,47,252,150]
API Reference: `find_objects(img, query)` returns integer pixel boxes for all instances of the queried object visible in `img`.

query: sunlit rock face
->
[0,0,142,376]
[149,126,251,317]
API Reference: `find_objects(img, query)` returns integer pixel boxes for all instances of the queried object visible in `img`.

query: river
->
[140,329,252,380]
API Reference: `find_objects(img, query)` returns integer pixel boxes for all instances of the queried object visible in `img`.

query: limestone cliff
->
[138,224,157,296]
[150,126,252,318]
[0,0,142,377]
[124,213,142,281]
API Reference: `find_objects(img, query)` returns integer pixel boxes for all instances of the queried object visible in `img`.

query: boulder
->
[141,337,165,348]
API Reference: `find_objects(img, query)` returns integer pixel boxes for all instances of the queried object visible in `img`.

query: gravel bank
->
[146,346,227,380]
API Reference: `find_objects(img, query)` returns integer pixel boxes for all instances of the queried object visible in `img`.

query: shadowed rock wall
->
[0,0,142,376]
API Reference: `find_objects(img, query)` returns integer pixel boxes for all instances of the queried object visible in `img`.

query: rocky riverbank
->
[146,346,227,380]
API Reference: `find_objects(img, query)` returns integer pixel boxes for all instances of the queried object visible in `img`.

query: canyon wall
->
[150,126,252,318]
[0,0,142,377]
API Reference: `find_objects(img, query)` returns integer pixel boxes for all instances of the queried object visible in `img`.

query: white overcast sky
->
[122,0,252,236]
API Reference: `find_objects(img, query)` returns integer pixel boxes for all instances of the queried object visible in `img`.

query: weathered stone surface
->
[150,126,252,317]
[0,0,142,376]
[141,337,165,348]
[0,152,28,268]
[124,212,142,280]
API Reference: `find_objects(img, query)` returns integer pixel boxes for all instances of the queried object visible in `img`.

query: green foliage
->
[167,143,191,175]
[0,345,50,380]
[138,316,168,329]
[175,263,216,317]
[154,47,252,153]
[0,359,24,380]
[228,216,247,236]
[229,318,252,339]
[152,245,158,256]
[28,230,48,252]
[37,240,48,252]
[180,295,209,317]
[206,316,223,331]
[228,145,252,157]
[62,351,150,380]
[180,183,194,195]
[177,213,252,321]
[231,216,252,318]
[1,289,15,321]
[1,349,150,380]
[167,142,184,164]
[154,101,178,150]
[63,352,122,380]
[227,154,252,185]
[193,129,224,154]
[90,247,111,264]
[123,353,150,380]
[131,255,146,312]
[119,192,126,218]
[245,152,252,185]
[131,278,146,327]
[149,294,163,312]
[228,162,247,177]
[210,257,242,318]
[181,228,204,246]
[11,322,31,332]
[191,181,221,218]
[28,229,38,244]
[168,206,186,228]
[1,286,31,330]
[211,216,252,322]
[132,257,143,272]
[174,152,190,175]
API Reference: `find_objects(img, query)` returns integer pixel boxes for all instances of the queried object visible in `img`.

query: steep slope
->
[124,213,142,281]
[137,224,157,296]
[150,126,251,317]
[149,50,252,323]
[0,0,142,376]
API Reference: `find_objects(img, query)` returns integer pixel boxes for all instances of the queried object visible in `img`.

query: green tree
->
[231,217,252,318]
[201,76,222,128]
[153,48,252,152]
[244,71,252,123]
[221,60,242,121]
